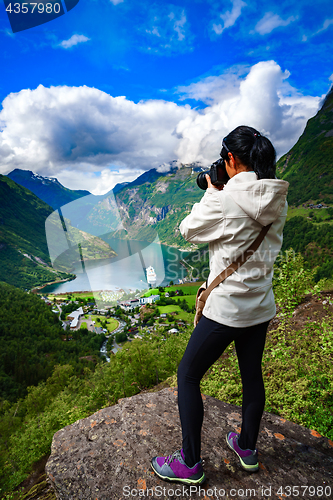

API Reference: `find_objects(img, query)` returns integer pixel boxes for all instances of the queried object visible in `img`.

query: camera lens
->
[196,171,208,190]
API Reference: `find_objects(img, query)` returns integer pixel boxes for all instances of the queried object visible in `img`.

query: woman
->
[151,125,289,484]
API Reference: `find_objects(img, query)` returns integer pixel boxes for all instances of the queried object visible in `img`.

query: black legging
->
[177,315,269,467]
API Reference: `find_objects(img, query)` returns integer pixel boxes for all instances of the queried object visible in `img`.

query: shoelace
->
[166,449,182,466]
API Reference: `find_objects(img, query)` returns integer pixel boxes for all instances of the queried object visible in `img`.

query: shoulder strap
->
[201,223,273,302]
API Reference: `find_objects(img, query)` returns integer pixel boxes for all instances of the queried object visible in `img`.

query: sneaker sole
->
[150,460,206,485]
[226,435,259,472]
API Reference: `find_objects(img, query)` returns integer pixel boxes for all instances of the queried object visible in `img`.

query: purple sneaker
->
[226,432,259,472]
[151,449,205,485]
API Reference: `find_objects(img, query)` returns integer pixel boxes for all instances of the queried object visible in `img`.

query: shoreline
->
[45,287,141,297]
[31,276,76,294]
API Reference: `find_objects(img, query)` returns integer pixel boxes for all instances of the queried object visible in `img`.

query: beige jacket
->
[179,171,289,327]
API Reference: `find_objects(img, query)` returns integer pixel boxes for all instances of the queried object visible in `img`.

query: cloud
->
[174,61,321,164]
[0,62,322,193]
[0,85,193,193]
[57,167,141,194]
[315,18,333,35]
[110,0,124,4]
[212,0,246,35]
[177,65,250,105]
[254,13,297,35]
[169,10,187,41]
[142,6,192,54]
[329,74,333,83]
[300,17,333,42]
[59,34,90,49]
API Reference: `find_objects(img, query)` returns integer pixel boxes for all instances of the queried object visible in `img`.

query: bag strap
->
[200,223,273,302]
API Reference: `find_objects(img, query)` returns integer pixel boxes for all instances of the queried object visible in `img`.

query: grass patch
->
[141,282,204,298]
[167,282,204,295]
[141,288,160,297]
[106,318,119,333]
[287,206,333,224]
[158,305,193,323]
[47,292,97,301]
[159,305,182,314]
[174,310,193,322]
[178,295,196,307]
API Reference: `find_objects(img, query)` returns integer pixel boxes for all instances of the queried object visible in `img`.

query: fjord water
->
[43,238,188,294]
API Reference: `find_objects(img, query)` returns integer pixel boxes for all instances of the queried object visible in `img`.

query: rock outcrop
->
[46,388,333,500]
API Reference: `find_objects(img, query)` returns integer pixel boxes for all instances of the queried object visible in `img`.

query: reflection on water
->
[43,238,188,296]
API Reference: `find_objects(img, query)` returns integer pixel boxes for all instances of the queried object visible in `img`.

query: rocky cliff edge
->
[46,388,333,500]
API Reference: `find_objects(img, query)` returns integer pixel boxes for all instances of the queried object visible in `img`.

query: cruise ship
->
[146,266,157,286]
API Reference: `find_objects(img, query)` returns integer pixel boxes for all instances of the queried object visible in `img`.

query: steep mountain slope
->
[277,87,333,206]
[75,163,205,247]
[7,169,91,210]
[0,174,71,288]
[0,175,116,289]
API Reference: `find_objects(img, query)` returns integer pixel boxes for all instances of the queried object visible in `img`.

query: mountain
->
[277,87,333,206]
[275,86,333,280]
[112,182,130,194]
[60,162,205,248]
[0,175,116,289]
[7,169,91,210]
[112,163,202,246]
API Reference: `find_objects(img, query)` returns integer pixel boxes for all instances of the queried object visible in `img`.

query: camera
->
[196,158,230,190]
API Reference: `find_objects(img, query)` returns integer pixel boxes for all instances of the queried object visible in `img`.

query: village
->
[41,282,198,358]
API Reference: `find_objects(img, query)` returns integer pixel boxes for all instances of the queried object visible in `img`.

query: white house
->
[139,294,160,305]
[67,307,84,329]
[168,328,179,334]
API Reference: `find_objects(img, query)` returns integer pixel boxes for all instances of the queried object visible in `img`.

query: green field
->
[84,314,119,333]
[142,281,204,298]
[106,318,119,333]
[287,205,333,224]
[159,305,182,314]
[47,291,97,301]
[158,305,193,323]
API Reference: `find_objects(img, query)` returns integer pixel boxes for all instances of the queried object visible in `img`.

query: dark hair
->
[220,125,276,179]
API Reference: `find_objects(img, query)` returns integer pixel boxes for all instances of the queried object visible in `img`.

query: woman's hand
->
[205,174,224,191]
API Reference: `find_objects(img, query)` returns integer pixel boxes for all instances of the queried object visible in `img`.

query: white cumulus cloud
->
[0,62,323,193]
[174,61,321,164]
[0,85,192,193]
[57,167,141,194]
[255,13,297,35]
[59,34,90,49]
[212,0,246,35]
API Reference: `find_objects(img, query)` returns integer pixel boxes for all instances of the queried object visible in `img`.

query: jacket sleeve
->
[179,187,225,243]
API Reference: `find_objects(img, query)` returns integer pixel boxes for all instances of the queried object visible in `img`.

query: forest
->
[0,282,106,403]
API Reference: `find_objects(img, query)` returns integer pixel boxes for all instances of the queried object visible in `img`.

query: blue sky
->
[1,0,332,193]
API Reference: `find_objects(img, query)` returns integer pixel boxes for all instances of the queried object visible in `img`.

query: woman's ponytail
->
[249,134,276,179]
[221,126,276,179]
